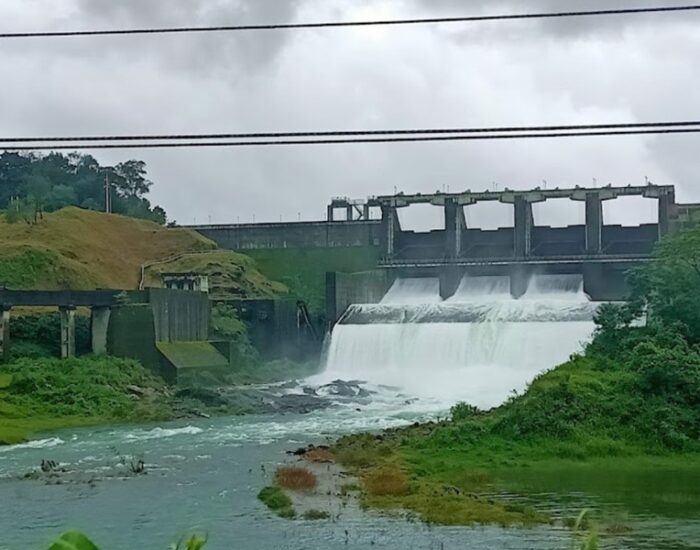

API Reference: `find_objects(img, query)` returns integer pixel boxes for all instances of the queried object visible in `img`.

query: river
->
[1,389,698,550]
[2,275,699,549]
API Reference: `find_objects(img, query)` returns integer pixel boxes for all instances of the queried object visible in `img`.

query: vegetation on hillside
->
[0,207,214,289]
[246,246,380,314]
[0,356,174,445]
[143,250,288,300]
[0,207,286,299]
[332,224,700,526]
[10,312,91,359]
[0,152,166,224]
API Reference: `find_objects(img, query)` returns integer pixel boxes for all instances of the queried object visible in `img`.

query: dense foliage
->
[0,357,173,444]
[10,313,91,358]
[0,152,167,224]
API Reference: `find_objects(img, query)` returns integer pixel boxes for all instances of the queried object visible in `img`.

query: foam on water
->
[381,277,441,304]
[122,426,204,442]
[0,437,64,453]
[321,275,596,409]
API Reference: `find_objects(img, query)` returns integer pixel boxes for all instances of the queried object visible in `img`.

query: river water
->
[1,276,699,549]
[1,397,698,550]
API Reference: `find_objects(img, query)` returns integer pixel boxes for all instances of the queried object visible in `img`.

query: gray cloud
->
[1,0,698,228]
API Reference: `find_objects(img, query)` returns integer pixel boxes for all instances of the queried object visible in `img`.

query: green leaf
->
[0,373,12,389]
[47,531,100,550]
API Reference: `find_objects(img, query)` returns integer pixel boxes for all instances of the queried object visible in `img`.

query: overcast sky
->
[1,0,699,229]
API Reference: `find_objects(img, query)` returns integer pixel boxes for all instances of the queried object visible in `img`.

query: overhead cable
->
[3,128,700,151]
[2,120,700,143]
[1,5,699,39]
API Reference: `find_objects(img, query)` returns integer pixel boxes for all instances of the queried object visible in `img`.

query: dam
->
[321,273,597,408]
[188,184,685,324]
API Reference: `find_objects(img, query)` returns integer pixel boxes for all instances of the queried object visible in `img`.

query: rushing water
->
[322,275,597,408]
[1,276,699,549]
[1,403,698,550]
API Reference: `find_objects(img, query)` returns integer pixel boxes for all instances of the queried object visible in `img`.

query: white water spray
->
[321,275,597,409]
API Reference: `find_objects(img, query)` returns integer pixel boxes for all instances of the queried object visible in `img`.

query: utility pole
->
[104,173,112,213]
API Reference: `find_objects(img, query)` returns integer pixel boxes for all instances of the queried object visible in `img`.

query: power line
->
[2,5,699,39]
[3,128,700,151]
[2,120,700,143]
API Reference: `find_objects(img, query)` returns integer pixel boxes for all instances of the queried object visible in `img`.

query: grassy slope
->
[0,357,173,445]
[0,207,214,289]
[143,251,287,300]
[0,208,287,299]
[333,344,700,527]
[245,246,381,314]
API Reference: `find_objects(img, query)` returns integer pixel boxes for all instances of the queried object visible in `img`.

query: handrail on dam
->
[378,253,653,269]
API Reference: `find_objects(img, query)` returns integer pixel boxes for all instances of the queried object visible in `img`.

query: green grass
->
[0,356,173,444]
[0,208,286,299]
[245,246,381,314]
[301,509,330,521]
[257,486,295,518]
[143,250,287,300]
[332,324,700,527]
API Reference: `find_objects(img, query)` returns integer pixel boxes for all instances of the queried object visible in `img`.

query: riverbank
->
[325,320,700,528]
[0,356,175,445]
[0,354,331,446]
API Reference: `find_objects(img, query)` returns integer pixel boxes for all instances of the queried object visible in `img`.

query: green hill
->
[0,207,286,298]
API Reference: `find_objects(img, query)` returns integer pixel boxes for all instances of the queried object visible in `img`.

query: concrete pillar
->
[59,306,76,359]
[585,192,603,254]
[439,266,464,300]
[381,206,398,258]
[583,263,605,301]
[362,204,370,221]
[514,197,533,258]
[327,205,334,222]
[346,205,354,221]
[658,192,675,238]
[444,199,459,259]
[0,307,10,362]
[510,264,530,299]
[91,307,111,355]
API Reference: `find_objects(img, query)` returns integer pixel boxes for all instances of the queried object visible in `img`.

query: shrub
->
[303,447,334,463]
[302,509,330,521]
[450,402,479,422]
[364,467,410,497]
[257,486,295,518]
[275,466,318,491]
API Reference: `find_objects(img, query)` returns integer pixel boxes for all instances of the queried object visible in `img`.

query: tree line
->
[0,152,167,224]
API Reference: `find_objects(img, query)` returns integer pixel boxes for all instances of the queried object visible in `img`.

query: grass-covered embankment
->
[245,246,380,314]
[0,207,288,301]
[333,325,700,526]
[333,226,700,527]
[0,356,174,445]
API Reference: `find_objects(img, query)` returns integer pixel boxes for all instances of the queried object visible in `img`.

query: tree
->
[45,184,78,211]
[114,160,152,198]
[23,173,51,223]
[6,197,37,225]
[628,226,700,344]
[0,152,167,224]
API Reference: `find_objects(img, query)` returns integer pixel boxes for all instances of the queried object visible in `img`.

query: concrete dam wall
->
[193,220,383,250]
[187,185,684,323]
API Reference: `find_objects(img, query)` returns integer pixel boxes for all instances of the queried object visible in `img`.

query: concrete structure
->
[188,184,690,322]
[162,272,210,293]
[326,271,395,327]
[370,185,676,302]
[0,289,218,382]
[192,219,383,250]
[223,299,322,361]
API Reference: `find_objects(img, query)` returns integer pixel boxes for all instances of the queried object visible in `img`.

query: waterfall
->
[321,275,597,409]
